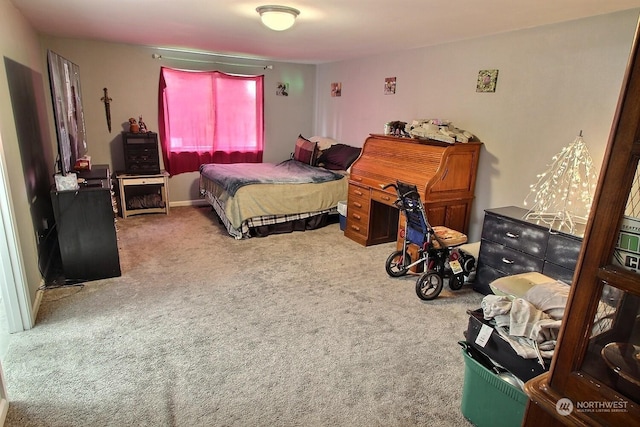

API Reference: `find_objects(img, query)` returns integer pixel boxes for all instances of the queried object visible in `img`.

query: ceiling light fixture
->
[256,5,300,31]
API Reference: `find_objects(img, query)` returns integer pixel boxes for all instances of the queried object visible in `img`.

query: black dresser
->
[474,206,584,294]
[51,165,120,281]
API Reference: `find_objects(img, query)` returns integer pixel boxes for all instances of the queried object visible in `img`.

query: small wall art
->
[331,82,342,97]
[276,82,289,96]
[476,69,499,93]
[384,77,396,95]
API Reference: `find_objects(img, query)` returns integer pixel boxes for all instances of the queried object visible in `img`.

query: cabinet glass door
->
[580,160,640,407]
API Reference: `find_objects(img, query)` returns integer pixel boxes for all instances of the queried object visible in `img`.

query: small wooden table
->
[116,171,169,218]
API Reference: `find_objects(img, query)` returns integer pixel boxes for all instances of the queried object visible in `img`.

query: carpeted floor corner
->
[3,206,483,426]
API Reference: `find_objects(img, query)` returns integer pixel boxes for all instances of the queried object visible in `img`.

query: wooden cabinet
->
[523,17,640,426]
[122,132,160,174]
[474,206,583,294]
[51,187,121,281]
[117,171,170,218]
[345,134,482,246]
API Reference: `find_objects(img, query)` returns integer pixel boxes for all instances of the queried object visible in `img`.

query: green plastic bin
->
[460,348,528,427]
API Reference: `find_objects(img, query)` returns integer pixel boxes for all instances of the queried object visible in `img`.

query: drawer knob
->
[381,195,390,201]
[505,232,520,239]
[501,258,515,264]
[355,190,363,196]
[350,225,360,231]
[354,202,362,208]
[353,213,361,220]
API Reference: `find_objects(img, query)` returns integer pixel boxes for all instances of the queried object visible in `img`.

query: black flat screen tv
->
[47,50,88,176]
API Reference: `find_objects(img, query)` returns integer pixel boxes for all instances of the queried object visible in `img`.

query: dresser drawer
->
[545,233,582,270]
[474,264,505,295]
[542,262,575,284]
[481,214,548,258]
[478,239,545,276]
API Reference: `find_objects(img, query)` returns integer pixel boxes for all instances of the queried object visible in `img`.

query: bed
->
[199,135,360,239]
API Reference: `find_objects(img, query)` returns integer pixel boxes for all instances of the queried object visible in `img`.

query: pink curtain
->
[158,67,264,175]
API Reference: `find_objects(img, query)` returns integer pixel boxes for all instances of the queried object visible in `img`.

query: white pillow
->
[489,272,556,299]
[310,136,338,151]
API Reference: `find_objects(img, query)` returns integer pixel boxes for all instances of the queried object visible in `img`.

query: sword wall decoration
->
[101,87,112,132]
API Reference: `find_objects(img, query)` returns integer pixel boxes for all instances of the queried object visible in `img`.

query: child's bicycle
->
[382,181,475,300]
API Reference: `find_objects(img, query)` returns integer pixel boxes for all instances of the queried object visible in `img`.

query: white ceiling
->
[10,0,640,64]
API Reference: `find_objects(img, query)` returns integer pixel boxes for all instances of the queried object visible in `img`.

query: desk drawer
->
[346,186,369,240]
[347,207,368,223]
[348,184,368,199]
[345,216,368,242]
[371,188,395,206]
[346,205,369,231]
[481,214,548,257]
[478,240,544,276]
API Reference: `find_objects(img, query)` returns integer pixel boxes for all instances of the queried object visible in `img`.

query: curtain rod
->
[151,54,273,70]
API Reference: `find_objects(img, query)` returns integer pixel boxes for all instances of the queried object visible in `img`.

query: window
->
[158,67,264,175]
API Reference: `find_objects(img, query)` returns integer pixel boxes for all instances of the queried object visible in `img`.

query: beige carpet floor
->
[3,206,484,426]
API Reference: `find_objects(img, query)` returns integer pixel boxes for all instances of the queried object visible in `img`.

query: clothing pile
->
[481,279,570,367]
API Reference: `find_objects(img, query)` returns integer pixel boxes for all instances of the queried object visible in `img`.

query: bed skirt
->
[250,212,338,237]
[202,189,338,239]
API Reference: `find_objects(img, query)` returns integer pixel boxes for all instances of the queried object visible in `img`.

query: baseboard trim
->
[31,284,44,330]
[0,396,8,426]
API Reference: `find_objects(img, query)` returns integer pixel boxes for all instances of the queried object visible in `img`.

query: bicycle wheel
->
[415,272,443,300]
[385,250,412,277]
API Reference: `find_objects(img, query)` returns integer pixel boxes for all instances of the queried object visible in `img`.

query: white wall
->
[315,10,640,241]
[0,0,50,324]
[38,37,317,205]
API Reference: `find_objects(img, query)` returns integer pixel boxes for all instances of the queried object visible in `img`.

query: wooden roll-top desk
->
[345,134,482,246]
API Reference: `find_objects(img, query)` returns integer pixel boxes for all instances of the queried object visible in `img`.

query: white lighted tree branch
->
[524,133,598,233]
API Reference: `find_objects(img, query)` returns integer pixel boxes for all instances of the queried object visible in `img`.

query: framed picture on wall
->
[331,82,342,97]
[385,77,396,95]
[276,82,289,96]
[476,69,499,92]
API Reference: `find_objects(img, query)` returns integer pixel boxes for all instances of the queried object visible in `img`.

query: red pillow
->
[293,135,317,165]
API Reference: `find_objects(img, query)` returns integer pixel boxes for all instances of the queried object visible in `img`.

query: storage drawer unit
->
[122,131,160,174]
[345,183,371,245]
[474,206,583,294]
